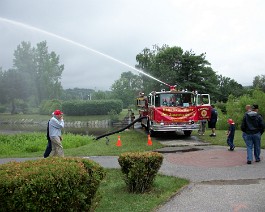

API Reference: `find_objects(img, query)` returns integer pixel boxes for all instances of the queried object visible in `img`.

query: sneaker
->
[256,159,261,162]
[247,161,252,164]
[210,134,216,137]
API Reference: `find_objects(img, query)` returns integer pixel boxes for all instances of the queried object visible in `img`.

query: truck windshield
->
[157,93,194,107]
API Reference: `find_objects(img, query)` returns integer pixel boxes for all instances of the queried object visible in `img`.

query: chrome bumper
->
[151,123,200,132]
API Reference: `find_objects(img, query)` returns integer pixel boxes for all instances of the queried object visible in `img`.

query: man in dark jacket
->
[208,105,218,137]
[241,104,265,164]
[43,113,54,158]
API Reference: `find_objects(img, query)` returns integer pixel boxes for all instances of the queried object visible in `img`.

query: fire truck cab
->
[137,87,211,136]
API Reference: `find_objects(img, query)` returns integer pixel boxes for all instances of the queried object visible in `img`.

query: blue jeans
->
[242,132,247,141]
[244,132,261,161]
[227,136,235,149]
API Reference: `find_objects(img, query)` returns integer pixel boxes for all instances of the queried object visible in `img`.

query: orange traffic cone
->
[147,134,152,146]
[116,135,122,147]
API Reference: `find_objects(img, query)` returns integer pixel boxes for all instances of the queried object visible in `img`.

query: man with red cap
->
[227,118,235,151]
[49,109,65,157]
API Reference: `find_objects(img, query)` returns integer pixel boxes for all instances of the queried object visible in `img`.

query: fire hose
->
[94,116,148,141]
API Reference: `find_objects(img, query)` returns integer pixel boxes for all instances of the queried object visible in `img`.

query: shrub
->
[118,152,163,193]
[62,99,123,115]
[39,99,62,115]
[108,109,119,122]
[0,157,105,211]
[215,102,226,114]
[219,90,265,130]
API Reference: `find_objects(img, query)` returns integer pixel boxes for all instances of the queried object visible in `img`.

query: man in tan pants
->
[49,110,65,157]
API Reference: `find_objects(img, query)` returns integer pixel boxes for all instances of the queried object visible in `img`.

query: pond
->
[0,123,120,137]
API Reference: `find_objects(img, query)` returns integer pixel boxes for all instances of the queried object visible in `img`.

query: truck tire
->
[149,130,158,137]
[147,120,156,137]
[184,130,192,136]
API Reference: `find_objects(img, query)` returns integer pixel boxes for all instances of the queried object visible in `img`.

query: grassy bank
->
[1,126,264,159]
[0,109,129,122]
[201,130,265,149]
[0,130,164,158]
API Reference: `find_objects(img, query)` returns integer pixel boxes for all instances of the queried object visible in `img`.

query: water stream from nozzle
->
[0,17,170,87]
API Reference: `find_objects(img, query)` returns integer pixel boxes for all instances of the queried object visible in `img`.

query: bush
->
[0,157,106,211]
[218,90,265,130]
[62,99,123,115]
[118,152,163,193]
[39,99,62,115]
[108,109,119,122]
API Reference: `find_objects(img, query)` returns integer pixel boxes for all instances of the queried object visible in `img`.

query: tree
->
[253,75,265,92]
[0,41,64,113]
[1,68,31,113]
[13,41,64,105]
[225,89,265,129]
[179,50,218,95]
[61,88,95,100]
[34,42,64,102]
[135,45,219,96]
[111,71,143,108]
[0,67,8,104]
[92,90,112,100]
[216,75,245,102]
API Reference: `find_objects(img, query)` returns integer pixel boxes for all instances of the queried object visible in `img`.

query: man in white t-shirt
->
[49,109,64,157]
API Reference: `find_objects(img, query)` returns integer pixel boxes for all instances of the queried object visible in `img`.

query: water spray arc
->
[0,17,170,87]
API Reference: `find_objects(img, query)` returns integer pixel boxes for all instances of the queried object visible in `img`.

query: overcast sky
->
[0,0,264,90]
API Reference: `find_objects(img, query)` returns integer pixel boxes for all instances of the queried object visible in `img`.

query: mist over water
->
[0,17,169,87]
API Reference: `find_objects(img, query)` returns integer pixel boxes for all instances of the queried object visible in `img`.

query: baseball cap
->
[252,104,259,110]
[54,110,63,115]
[228,119,235,124]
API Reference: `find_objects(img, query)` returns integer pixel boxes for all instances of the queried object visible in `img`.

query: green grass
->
[0,113,111,122]
[0,109,130,122]
[0,130,164,158]
[200,130,265,149]
[95,169,189,212]
[0,113,52,122]
[1,128,264,158]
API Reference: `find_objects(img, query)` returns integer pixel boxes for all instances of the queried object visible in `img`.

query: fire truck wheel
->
[149,130,156,137]
[146,121,156,137]
[184,130,192,136]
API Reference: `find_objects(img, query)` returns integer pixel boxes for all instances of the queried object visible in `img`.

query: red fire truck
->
[136,86,211,136]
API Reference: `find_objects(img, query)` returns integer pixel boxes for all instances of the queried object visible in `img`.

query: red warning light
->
[170,86,176,90]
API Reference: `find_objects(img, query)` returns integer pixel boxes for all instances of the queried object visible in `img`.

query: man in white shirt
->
[49,109,65,157]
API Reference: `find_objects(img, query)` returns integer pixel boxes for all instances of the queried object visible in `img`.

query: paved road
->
[1,136,265,212]
[155,146,265,212]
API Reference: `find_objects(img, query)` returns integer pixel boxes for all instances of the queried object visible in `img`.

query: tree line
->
[0,41,264,114]
[0,41,63,113]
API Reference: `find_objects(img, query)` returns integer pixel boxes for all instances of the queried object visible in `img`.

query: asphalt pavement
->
[1,135,265,212]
